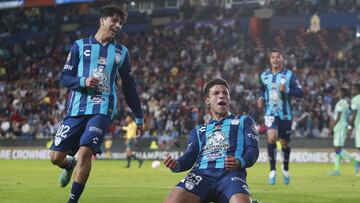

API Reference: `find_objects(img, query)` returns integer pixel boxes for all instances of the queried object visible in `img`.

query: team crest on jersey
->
[280,75,287,84]
[231,119,239,125]
[115,52,121,64]
[185,180,195,190]
[54,137,62,146]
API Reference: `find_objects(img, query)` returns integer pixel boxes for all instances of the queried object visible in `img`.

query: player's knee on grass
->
[229,193,251,203]
[164,188,200,203]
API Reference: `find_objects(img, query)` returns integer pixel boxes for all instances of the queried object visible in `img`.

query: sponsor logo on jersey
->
[92,66,111,93]
[89,126,103,134]
[64,64,73,71]
[84,50,91,57]
[203,131,229,160]
[91,96,106,104]
[92,137,99,144]
[231,177,245,183]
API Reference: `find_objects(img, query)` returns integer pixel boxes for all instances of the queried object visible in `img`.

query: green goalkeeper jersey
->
[351,95,360,129]
[333,99,350,131]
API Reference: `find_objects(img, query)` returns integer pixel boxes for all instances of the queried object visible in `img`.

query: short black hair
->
[340,87,349,97]
[353,83,360,92]
[99,4,127,22]
[203,78,229,97]
[269,48,282,56]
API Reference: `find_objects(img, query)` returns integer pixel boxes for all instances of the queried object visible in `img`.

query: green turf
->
[0,160,359,203]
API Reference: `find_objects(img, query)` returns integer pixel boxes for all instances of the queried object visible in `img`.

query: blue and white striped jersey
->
[173,114,259,174]
[259,68,303,120]
[61,35,143,123]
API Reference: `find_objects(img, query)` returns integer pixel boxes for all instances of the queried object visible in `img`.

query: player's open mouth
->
[218,101,226,106]
[111,28,119,34]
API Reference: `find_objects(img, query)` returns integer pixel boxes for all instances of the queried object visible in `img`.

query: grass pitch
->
[0,160,359,203]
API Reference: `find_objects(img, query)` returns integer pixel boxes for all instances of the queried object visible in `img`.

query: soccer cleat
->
[138,159,143,168]
[282,170,290,185]
[59,157,77,188]
[268,170,277,185]
[329,170,341,176]
[251,200,261,203]
[354,161,360,175]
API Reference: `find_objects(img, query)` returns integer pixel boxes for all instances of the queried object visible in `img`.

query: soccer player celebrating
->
[49,5,144,203]
[257,49,303,185]
[349,83,360,175]
[164,78,259,203]
[329,87,359,176]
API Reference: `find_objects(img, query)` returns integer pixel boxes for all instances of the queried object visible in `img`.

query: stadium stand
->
[0,0,359,152]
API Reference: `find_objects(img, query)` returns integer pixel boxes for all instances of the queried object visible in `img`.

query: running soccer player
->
[49,5,144,203]
[257,49,303,185]
[164,78,259,203]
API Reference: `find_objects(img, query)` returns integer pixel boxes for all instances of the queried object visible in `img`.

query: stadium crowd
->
[0,3,359,147]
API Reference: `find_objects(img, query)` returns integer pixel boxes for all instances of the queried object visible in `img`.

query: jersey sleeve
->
[118,48,144,124]
[336,100,348,112]
[60,42,86,89]
[172,128,199,173]
[238,116,259,169]
[351,97,359,110]
[288,73,303,98]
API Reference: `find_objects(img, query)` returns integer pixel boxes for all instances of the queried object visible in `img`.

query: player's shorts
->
[126,138,137,151]
[50,114,112,156]
[175,169,250,203]
[333,127,348,147]
[354,128,360,148]
[264,116,292,142]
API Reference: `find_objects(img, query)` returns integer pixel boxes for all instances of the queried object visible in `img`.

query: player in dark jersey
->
[49,5,144,203]
[164,78,259,203]
[258,49,303,185]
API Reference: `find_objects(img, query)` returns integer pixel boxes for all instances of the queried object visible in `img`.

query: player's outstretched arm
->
[163,128,199,172]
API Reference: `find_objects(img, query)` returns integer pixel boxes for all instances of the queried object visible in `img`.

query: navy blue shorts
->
[265,116,292,142]
[175,170,250,203]
[126,138,137,151]
[50,115,112,156]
